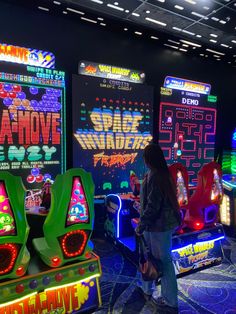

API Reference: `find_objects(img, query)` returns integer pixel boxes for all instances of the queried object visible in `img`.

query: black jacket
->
[138,169,180,233]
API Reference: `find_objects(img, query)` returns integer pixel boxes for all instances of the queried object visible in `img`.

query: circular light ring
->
[0,243,18,275]
[61,230,88,258]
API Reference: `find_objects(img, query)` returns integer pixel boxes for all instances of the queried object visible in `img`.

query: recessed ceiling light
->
[203,6,209,10]
[63,11,67,14]
[179,48,187,52]
[210,39,217,43]
[219,20,226,24]
[145,17,167,26]
[196,34,202,38]
[192,47,196,49]
[200,54,204,56]
[97,17,104,20]
[81,17,97,24]
[221,44,229,48]
[53,1,61,5]
[231,40,236,44]
[211,17,219,21]
[168,39,180,45]
[182,44,189,47]
[91,0,103,3]
[164,44,179,49]
[146,10,151,14]
[206,48,225,56]
[184,0,196,4]
[124,28,128,31]
[107,4,124,11]
[182,29,195,36]
[38,6,49,11]
[172,27,182,31]
[174,5,184,10]
[132,12,140,17]
[213,55,220,58]
[228,62,231,64]
[125,10,129,13]
[210,34,218,38]
[114,2,119,5]
[157,0,165,2]
[135,31,142,35]
[100,23,106,26]
[67,7,84,14]
[151,36,159,40]
[180,39,201,47]
[191,12,208,19]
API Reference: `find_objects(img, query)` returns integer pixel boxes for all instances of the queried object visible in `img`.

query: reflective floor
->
[93,237,236,314]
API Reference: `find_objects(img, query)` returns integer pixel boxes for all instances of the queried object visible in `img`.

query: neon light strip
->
[171,235,225,253]
[45,273,100,291]
[106,194,122,238]
[222,180,236,188]
[0,292,37,308]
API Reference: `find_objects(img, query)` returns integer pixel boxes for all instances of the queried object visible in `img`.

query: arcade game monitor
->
[0,60,66,213]
[72,73,153,197]
[159,77,217,187]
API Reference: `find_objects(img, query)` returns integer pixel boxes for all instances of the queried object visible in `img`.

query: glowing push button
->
[89,264,96,272]
[78,267,85,275]
[55,273,63,282]
[29,280,38,289]
[42,276,51,286]
[16,284,24,294]
[2,287,10,297]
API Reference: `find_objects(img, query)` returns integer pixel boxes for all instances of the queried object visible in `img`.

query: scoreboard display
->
[159,85,217,185]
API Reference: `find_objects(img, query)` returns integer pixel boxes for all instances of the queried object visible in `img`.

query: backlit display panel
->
[0,181,16,236]
[159,87,217,185]
[73,75,153,196]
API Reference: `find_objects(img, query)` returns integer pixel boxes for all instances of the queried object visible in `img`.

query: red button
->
[78,268,85,275]
[16,284,24,294]
[55,273,63,282]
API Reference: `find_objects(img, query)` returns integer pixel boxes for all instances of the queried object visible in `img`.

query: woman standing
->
[135,143,181,312]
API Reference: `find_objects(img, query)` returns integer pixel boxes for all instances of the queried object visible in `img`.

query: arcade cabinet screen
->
[0,65,65,190]
[66,177,89,226]
[159,88,217,185]
[72,75,153,196]
[0,181,16,236]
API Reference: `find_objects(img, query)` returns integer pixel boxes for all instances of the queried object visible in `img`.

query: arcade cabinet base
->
[112,223,225,276]
[0,252,102,314]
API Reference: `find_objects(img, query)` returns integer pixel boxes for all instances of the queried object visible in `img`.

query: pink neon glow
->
[66,177,89,226]
[0,182,16,236]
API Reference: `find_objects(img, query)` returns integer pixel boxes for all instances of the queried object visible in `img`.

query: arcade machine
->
[220,128,236,236]
[0,43,101,313]
[103,77,225,276]
[72,61,153,237]
[158,76,224,274]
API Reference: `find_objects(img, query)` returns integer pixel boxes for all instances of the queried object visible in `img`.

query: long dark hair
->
[143,143,179,210]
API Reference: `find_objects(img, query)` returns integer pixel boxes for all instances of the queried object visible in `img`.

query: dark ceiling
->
[3,0,236,65]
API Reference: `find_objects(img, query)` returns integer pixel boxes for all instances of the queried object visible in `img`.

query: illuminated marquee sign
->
[164,76,211,95]
[0,43,55,69]
[79,60,145,83]
[0,278,100,314]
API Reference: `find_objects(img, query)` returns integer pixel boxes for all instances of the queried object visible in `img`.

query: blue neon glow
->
[106,194,122,239]
[171,235,225,253]
[232,128,236,149]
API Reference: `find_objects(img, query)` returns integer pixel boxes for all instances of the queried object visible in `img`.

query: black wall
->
[0,1,235,168]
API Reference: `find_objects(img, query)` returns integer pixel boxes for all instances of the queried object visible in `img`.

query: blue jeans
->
[140,230,178,308]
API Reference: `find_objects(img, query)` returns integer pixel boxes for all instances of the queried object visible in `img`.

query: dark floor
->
[92,237,236,314]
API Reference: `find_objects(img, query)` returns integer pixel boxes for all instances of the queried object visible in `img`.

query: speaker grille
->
[59,230,88,258]
[0,243,19,275]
